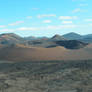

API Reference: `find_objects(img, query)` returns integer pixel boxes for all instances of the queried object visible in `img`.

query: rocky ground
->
[0,60,92,92]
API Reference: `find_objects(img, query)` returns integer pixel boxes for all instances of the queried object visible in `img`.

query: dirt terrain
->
[0,44,92,62]
[0,60,92,92]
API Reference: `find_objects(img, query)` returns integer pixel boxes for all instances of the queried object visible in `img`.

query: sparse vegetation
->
[0,60,91,92]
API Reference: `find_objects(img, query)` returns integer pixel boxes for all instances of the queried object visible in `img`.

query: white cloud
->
[37,14,56,18]
[0,29,15,32]
[9,21,24,26]
[32,8,39,10]
[72,8,87,13]
[17,24,77,31]
[59,16,78,20]
[62,21,73,24]
[72,8,81,13]
[72,0,87,2]
[46,25,77,30]
[89,23,92,27]
[79,4,88,6]
[26,16,32,19]
[85,19,92,22]
[43,20,52,23]
[17,27,38,31]
[72,0,77,1]
[0,25,6,28]
[0,24,77,33]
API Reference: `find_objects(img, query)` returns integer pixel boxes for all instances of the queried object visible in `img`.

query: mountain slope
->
[63,32,82,40]
[55,40,88,49]
[79,34,92,43]
[0,33,25,45]
[51,34,66,41]
[0,44,92,62]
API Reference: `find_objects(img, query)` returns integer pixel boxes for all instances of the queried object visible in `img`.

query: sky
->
[0,0,92,37]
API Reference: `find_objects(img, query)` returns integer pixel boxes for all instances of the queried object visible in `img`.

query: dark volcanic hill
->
[55,40,88,49]
[63,32,82,40]
[84,34,92,38]
[27,35,88,49]
[80,34,92,43]
[62,32,92,43]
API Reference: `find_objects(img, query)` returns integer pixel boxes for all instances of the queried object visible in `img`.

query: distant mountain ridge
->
[51,34,66,41]
[63,32,82,40]
[0,32,92,45]
[0,32,89,49]
[23,32,92,43]
[0,33,26,45]
[62,32,92,43]
[0,33,92,62]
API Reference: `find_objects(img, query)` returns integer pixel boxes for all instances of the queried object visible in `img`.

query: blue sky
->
[0,0,92,37]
